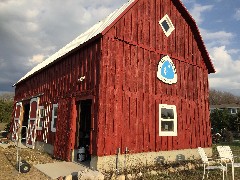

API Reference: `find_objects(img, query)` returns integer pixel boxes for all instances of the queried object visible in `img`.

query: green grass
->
[0,123,7,131]
[105,141,240,180]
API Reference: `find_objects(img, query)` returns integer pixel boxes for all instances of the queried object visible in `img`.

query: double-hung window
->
[159,104,177,136]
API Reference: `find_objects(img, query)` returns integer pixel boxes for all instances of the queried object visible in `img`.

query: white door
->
[26,98,39,148]
[12,102,22,141]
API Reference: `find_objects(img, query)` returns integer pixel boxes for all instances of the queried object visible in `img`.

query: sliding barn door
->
[12,102,22,141]
[26,98,39,148]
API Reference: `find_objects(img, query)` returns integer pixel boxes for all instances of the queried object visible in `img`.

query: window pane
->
[161,121,174,131]
[40,109,45,118]
[53,118,57,128]
[54,107,58,116]
[161,20,170,32]
[39,119,43,127]
[161,108,174,119]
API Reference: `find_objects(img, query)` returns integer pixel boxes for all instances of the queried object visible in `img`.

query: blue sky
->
[0,0,240,96]
[183,0,240,95]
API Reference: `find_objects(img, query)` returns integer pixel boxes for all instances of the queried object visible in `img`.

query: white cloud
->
[190,4,213,24]
[234,8,240,21]
[200,29,234,47]
[208,46,240,95]
[29,54,45,64]
[26,22,39,32]
[25,9,39,19]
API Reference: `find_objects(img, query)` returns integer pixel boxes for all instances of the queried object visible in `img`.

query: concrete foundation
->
[90,148,212,172]
[34,142,212,172]
[35,141,54,155]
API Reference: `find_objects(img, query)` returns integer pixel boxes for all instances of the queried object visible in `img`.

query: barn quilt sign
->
[157,55,177,84]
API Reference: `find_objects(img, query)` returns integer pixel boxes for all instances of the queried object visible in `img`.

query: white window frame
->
[231,108,237,114]
[159,104,177,136]
[37,106,45,130]
[159,14,175,37]
[51,104,58,132]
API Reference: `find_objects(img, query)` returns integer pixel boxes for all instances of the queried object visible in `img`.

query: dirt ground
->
[0,144,59,180]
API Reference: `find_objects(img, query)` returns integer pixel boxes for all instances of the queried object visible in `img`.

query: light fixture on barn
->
[78,76,86,82]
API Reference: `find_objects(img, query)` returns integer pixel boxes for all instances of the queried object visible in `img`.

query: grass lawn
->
[105,141,240,180]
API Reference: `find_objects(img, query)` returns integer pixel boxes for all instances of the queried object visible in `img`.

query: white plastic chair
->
[198,147,227,180]
[217,146,240,180]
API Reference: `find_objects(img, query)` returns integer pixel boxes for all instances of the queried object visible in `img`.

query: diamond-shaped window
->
[159,14,175,37]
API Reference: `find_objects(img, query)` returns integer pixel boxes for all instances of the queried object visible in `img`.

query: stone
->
[116,174,125,180]
[64,175,72,180]
[168,167,175,173]
[150,170,157,175]
[78,171,94,180]
[92,171,104,180]
[126,174,133,180]
[137,172,142,177]
[178,165,185,171]
[110,174,117,180]
[187,163,195,170]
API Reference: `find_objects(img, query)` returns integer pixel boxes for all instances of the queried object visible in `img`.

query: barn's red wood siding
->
[13,0,213,160]
[96,0,211,156]
[14,40,101,159]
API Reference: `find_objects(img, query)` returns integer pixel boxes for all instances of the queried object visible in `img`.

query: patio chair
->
[198,147,227,180]
[217,146,240,180]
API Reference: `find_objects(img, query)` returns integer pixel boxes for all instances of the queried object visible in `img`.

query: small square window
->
[159,104,177,136]
[159,14,175,37]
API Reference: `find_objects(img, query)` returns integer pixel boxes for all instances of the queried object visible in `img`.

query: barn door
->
[12,102,23,141]
[26,98,39,149]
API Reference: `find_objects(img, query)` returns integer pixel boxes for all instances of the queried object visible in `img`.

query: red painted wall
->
[13,0,213,160]
[96,0,211,156]
[14,40,101,159]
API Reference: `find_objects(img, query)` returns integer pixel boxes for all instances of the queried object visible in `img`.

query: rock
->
[116,174,125,180]
[93,171,104,180]
[78,170,104,180]
[168,167,175,173]
[150,170,157,175]
[137,172,142,177]
[64,175,72,180]
[126,174,133,180]
[187,163,195,170]
[178,165,185,171]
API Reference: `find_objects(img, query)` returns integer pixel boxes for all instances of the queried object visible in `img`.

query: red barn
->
[11,0,215,170]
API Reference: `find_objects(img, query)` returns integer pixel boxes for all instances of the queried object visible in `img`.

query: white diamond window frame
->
[159,14,175,37]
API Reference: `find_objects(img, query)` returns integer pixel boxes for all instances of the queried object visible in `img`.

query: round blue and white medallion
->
[157,55,177,84]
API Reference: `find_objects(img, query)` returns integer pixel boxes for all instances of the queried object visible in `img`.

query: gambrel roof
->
[14,0,215,86]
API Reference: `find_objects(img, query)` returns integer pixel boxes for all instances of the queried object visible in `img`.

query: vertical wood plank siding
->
[15,40,101,159]
[97,0,211,156]
[14,0,212,160]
